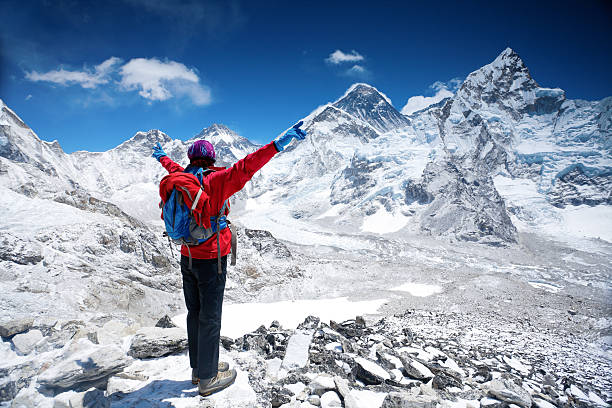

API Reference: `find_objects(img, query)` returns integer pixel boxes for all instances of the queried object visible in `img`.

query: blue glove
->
[152,142,167,161]
[274,121,307,151]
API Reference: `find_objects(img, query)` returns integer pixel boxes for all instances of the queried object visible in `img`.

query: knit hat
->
[188,140,216,162]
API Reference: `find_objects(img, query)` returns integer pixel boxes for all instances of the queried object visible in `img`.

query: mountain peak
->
[459,47,537,97]
[337,83,393,105]
[491,47,528,71]
[115,129,172,152]
[332,83,409,133]
[195,123,244,145]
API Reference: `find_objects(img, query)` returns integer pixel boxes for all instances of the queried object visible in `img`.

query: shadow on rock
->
[109,379,198,407]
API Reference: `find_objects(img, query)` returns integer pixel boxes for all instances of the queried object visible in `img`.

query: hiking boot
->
[191,363,230,384]
[198,369,237,396]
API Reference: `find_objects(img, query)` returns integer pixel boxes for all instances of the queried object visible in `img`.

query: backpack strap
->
[215,199,229,276]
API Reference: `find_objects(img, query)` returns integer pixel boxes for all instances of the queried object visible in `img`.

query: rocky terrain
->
[1,311,609,407]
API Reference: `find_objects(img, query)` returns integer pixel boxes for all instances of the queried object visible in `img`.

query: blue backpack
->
[161,167,231,269]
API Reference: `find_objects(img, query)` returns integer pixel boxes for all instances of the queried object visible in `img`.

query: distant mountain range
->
[1,48,610,247]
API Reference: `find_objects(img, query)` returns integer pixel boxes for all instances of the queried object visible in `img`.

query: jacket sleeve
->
[207,142,279,205]
[159,156,185,173]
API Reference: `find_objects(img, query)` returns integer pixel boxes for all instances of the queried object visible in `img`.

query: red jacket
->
[159,141,279,259]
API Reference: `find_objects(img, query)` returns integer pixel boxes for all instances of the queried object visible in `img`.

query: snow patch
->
[390,283,443,297]
[361,206,408,234]
[173,297,387,339]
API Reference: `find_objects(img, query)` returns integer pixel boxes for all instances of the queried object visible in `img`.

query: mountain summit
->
[333,83,410,133]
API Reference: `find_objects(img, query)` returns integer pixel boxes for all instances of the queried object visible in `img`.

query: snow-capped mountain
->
[193,124,259,168]
[333,83,411,133]
[2,47,610,247]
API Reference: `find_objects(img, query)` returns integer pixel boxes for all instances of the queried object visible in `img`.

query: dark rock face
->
[419,162,517,244]
[243,229,292,258]
[311,105,380,143]
[404,180,433,205]
[548,164,612,207]
[154,315,176,329]
[0,233,43,265]
[330,155,382,205]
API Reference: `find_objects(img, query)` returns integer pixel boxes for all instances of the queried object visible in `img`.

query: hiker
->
[152,122,307,396]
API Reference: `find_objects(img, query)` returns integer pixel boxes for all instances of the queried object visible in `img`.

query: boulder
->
[12,329,44,355]
[479,397,504,408]
[486,379,532,408]
[381,391,437,408]
[0,318,34,338]
[320,391,341,408]
[309,374,336,396]
[96,320,139,345]
[399,355,434,381]
[334,376,360,408]
[281,329,313,371]
[37,339,131,389]
[352,357,391,385]
[127,327,187,359]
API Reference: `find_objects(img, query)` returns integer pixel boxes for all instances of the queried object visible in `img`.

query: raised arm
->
[206,142,279,203]
[152,142,185,173]
[207,121,307,205]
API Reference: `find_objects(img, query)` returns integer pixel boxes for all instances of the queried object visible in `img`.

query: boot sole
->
[198,376,237,397]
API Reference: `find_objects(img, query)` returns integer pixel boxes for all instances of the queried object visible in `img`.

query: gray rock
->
[320,390,341,408]
[12,329,43,355]
[479,397,504,408]
[127,327,187,359]
[431,370,462,390]
[38,339,131,389]
[0,233,43,265]
[334,376,360,408]
[307,394,321,406]
[154,315,176,329]
[309,374,336,396]
[486,379,532,408]
[0,360,40,402]
[281,329,313,371]
[352,357,391,385]
[399,355,434,381]
[0,318,34,338]
[381,391,437,408]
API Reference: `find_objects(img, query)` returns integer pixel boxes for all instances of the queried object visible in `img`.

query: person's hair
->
[190,157,215,168]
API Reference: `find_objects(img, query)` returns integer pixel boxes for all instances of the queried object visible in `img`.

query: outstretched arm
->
[152,142,184,173]
[208,121,307,204]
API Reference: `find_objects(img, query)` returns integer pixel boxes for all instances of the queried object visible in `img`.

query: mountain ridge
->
[1,48,610,244]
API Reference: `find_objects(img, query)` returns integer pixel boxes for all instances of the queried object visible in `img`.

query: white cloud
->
[326,49,364,65]
[25,57,122,89]
[401,78,463,115]
[118,58,211,105]
[344,64,370,78]
[25,94,32,101]
[24,56,211,106]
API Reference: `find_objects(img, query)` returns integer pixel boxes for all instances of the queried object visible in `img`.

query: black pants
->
[181,255,227,380]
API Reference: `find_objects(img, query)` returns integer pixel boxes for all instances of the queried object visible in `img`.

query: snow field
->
[173,297,387,339]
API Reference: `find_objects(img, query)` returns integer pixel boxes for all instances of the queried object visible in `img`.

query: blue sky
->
[1,0,611,152]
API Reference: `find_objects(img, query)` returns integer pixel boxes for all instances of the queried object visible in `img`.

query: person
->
[152,122,307,396]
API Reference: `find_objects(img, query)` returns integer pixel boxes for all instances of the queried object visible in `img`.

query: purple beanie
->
[188,140,216,161]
